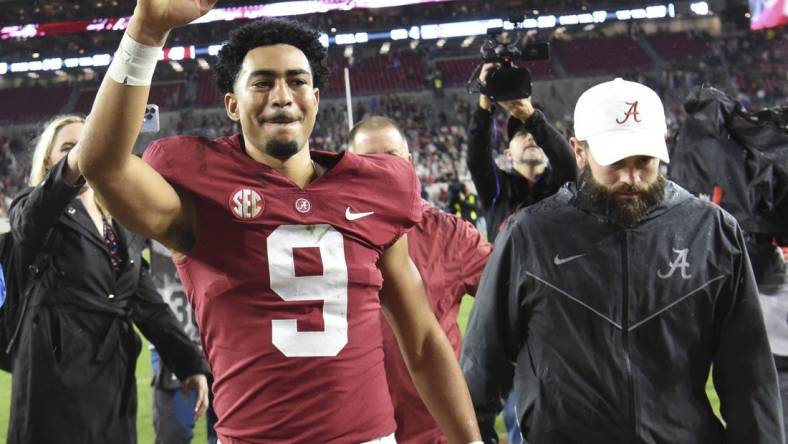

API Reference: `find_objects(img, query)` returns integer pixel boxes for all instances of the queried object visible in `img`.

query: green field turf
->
[0,295,720,443]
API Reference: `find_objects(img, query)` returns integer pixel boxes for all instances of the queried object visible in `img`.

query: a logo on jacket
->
[229,188,265,220]
[616,101,642,124]
[657,248,692,279]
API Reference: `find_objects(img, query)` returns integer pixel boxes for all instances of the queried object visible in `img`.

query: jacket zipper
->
[622,230,637,442]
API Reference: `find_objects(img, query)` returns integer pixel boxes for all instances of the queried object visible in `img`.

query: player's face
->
[47,121,83,167]
[350,127,411,162]
[227,44,319,160]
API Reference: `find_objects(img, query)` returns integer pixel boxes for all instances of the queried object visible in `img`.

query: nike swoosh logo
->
[345,207,375,221]
[554,254,585,265]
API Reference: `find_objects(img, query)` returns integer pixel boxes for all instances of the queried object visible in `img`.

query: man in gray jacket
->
[462,78,784,443]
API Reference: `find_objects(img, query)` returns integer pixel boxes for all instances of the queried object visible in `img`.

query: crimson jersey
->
[381,201,492,444]
[143,135,421,443]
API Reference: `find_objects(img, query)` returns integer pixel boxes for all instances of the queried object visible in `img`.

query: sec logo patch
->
[229,188,265,220]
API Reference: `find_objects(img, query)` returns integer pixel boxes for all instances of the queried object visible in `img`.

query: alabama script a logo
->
[616,101,642,124]
[657,248,692,279]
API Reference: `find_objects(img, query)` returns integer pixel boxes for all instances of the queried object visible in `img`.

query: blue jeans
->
[151,349,217,444]
[503,392,523,444]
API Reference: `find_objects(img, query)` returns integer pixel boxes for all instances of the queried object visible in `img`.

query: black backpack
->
[0,230,59,372]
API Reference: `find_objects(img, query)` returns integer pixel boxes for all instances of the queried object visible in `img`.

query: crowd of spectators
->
[0,130,34,216]
[1,22,785,215]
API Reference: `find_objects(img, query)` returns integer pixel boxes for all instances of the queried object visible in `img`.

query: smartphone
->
[141,104,160,133]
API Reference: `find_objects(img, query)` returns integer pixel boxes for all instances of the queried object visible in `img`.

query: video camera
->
[751,106,788,132]
[467,21,550,102]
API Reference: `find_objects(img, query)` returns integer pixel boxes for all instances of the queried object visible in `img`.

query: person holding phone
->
[6,115,210,444]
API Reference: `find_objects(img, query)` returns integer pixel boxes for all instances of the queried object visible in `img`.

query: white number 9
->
[268,224,348,357]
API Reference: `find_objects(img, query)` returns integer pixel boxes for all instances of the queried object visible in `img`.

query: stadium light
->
[93,54,111,66]
[690,2,709,15]
[577,13,594,23]
[616,10,632,20]
[537,15,557,28]
[169,61,184,72]
[379,42,391,55]
[0,63,7,75]
[335,33,356,45]
[10,62,28,73]
[390,28,408,40]
[43,58,63,70]
[559,15,579,25]
[647,5,668,18]
[207,45,223,57]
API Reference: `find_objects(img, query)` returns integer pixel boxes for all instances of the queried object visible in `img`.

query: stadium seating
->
[74,81,186,114]
[646,32,711,62]
[0,86,71,123]
[553,35,651,75]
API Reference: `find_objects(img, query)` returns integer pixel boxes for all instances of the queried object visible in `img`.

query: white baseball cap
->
[573,78,669,166]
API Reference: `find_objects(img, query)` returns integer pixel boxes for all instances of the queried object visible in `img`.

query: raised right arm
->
[466,63,502,210]
[78,0,216,251]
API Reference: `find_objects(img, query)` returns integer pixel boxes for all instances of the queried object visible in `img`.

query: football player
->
[349,116,492,444]
[76,1,482,443]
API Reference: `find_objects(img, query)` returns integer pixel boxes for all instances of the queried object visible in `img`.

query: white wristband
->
[107,32,163,86]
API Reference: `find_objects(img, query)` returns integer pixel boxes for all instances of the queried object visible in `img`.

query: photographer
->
[467,63,576,243]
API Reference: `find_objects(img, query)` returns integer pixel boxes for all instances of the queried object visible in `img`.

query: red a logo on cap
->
[616,101,642,124]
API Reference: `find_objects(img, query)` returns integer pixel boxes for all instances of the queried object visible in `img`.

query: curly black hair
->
[214,18,329,94]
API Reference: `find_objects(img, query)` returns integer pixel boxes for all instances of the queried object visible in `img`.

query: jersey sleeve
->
[362,154,423,250]
[451,217,492,297]
[141,136,196,193]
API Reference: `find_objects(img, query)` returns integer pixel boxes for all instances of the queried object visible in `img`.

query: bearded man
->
[461,78,784,444]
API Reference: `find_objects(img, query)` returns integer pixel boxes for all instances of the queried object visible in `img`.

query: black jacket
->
[461,181,783,444]
[7,158,209,444]
[466,106,576,242]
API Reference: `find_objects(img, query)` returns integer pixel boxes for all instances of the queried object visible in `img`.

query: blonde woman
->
[7,115,209,444]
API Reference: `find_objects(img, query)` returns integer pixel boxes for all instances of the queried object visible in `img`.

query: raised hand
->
[478,63,498,111]
[130,0,219,46]
[499,97,535,123]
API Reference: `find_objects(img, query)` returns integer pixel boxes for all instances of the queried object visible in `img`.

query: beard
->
[265,139,300,160]
[578,164,666,227]
[517,147,547,167]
